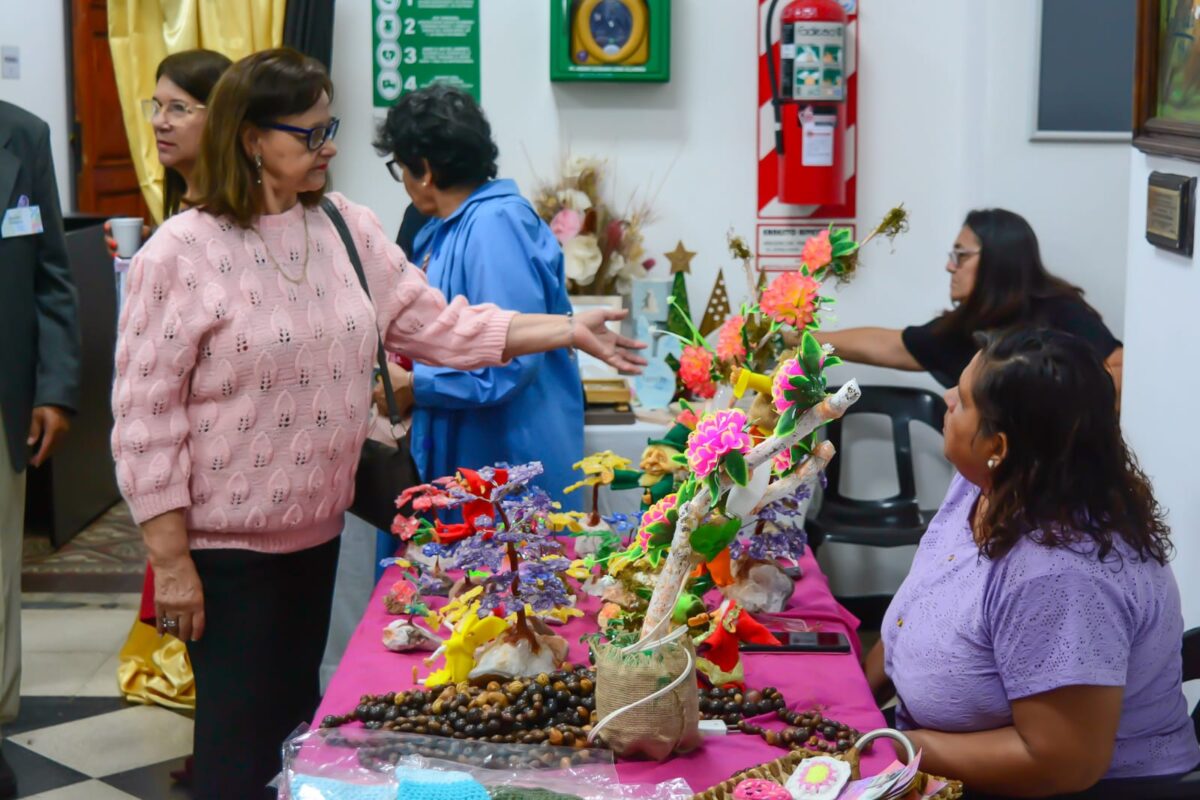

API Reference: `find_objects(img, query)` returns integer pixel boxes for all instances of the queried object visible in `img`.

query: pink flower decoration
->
[772,357,812,415]
[760,271,821,328]
[716,315,747,364]
[389,579,417,606]
[679,345,716,399]
[637,493,679,549]
[801,229,833,270]
[773,448,793,474]
[687,409,753,478]
[391,514,422,541]
[550,208,584,244]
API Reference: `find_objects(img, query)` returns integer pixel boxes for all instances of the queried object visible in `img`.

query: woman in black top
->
[817,208,1123,392]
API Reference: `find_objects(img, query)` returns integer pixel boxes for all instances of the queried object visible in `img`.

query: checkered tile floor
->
[7,595,194,799]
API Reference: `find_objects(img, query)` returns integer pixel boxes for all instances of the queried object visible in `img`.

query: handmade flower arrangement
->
[532,155,656,296]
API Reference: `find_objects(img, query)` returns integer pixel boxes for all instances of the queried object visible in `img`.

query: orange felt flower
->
[760,271,821,329]
[801,229,833,269]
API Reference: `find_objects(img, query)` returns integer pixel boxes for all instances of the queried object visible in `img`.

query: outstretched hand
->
[573,309,649,374]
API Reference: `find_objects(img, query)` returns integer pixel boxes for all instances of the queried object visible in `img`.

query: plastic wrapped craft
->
[589,627,702,760]
[276,726,692,800]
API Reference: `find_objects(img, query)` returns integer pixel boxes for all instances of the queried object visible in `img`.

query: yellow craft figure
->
[423,598,509,686]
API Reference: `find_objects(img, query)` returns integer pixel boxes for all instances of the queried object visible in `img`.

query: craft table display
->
[314,546,891,793]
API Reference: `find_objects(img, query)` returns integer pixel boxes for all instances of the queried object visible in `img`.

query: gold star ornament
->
[666,241,696,274]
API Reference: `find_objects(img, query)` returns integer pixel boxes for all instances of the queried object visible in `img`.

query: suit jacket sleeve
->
[30,120,81,412]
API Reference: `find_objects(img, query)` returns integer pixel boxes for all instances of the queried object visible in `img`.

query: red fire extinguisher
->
[766,0,848,207]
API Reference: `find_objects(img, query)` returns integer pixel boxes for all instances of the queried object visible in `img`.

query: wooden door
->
[71,0,146,217]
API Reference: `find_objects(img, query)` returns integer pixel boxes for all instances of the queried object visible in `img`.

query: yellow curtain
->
[108,0,286,223]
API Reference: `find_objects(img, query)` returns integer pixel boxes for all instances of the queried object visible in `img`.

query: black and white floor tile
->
[6,593,195,799]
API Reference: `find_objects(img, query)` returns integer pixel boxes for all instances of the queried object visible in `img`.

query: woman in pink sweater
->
[111,49,643,800]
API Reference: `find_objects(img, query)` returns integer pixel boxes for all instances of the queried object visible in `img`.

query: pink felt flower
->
[637,492,679,548]
[773,448,793,474]
[391,514,422,541]
[801,229,833,270]
[679,345,716,399]
[716,315,747,364]
[687,409,753,478]
[760,271,820,328]
[772,357,810,415]
[550,208,584,245]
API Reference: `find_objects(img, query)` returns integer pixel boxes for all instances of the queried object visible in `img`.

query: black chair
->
[962,627,1200,799]
[806,386,947,629]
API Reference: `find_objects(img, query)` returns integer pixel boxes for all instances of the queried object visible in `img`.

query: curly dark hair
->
[373,84,498,189]
[972,328,1171,566]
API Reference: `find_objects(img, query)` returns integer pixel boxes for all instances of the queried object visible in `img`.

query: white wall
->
[1122,152,1200,635]
[0,0,73,208]
[332,1,1135,598]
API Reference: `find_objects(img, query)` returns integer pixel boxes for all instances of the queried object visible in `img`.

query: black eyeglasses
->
[265,117,340,151]
[385,159,404,183]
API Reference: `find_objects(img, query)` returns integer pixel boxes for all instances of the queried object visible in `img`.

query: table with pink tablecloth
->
[315,548,891,793]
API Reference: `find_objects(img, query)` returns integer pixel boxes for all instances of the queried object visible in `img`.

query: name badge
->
[1,198,43,238]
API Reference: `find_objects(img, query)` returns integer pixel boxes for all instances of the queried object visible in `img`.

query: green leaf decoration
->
[689,517,742,561]
[724,451,748,486]
[646,521,671,538]
[678,477,697,505]
[670,452,690,466]
[775,406,798,438]
[705,471,722,503]
[801,332,825,377]
[832,239,858,257]
[824,355,843,368]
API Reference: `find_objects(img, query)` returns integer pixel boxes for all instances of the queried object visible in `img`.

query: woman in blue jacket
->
[373,85,584,509]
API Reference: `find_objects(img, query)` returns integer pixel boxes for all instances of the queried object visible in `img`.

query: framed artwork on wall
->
[1135,0,1200,160]
[550,0,671,82]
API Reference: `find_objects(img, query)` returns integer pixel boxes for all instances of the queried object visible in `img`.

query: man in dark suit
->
[0,101,81,797]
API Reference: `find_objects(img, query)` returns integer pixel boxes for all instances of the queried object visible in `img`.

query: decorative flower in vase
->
[533,154,657,297]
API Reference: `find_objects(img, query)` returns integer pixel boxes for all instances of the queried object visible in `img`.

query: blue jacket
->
[410,180,584,510]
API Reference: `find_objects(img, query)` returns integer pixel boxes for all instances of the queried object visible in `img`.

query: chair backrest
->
[822,385,947,528]
[1183,626,1200,744]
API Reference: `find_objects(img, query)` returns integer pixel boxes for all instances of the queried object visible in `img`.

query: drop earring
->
[255,154,263,185]
[987,456,1000,470]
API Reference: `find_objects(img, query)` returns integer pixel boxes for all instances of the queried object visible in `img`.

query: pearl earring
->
[987,456,1000,470]
[255,154,263,185]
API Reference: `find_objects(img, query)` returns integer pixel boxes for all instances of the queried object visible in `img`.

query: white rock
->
[722,561,795,613]
[381,620,442,652]
[468,631,569,681]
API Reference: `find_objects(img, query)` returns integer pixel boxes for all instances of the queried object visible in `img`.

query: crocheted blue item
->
[393,766,490,800]
[288,768,489,800]
[287,774,395,800]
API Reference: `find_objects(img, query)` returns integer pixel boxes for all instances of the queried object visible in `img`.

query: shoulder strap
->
[320,197,402,428]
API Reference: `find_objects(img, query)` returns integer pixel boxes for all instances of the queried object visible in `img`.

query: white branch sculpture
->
[635,380,861,647]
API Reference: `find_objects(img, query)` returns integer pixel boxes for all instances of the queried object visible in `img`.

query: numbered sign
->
[372,0,481,108]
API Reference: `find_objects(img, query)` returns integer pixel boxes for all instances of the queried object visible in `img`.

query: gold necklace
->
[254,210,310,285]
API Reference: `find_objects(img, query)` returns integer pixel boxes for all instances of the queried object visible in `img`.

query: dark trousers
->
[188,537,340,800]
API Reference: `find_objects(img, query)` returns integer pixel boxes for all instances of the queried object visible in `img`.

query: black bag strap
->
[320,198,402,428]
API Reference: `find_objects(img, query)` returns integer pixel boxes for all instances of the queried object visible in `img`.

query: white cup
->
[108,217,144,258]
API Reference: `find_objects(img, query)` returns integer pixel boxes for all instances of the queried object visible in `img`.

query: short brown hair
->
[191,48,333,227]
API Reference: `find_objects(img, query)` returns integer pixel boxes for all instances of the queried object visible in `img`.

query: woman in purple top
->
[866,328,1199,796]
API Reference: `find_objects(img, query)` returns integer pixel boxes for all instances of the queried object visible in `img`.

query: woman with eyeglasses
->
[816,209,1123,393]
[104,50,232,254]
[371,84,585,511]
[110,48,644,799]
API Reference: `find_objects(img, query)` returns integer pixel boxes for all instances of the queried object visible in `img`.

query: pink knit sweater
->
[112,193,516,553]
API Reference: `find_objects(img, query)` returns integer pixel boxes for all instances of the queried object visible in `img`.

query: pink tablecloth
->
[315,548,891,793]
